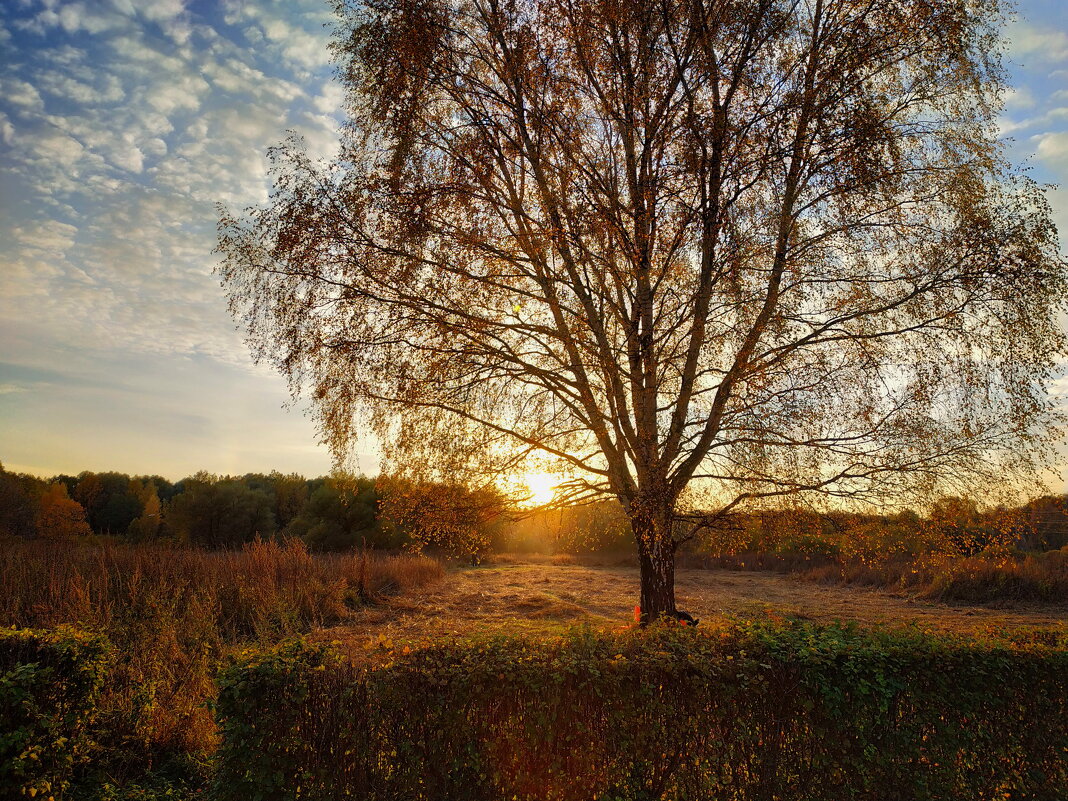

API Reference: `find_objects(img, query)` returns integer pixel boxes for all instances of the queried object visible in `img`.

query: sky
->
[1,0,1068,483]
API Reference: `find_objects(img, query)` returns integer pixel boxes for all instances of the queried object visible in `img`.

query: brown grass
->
[695,547,1068,603]
[919,549,1068,603]
[312,559,1068,661]
[504,542,1068,606]
[487,551,635,567]
[0,538,443,634]
[0,537,443,762]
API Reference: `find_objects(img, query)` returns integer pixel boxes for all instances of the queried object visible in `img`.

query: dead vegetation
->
[0,538,444,758]
[311,559,1068,659]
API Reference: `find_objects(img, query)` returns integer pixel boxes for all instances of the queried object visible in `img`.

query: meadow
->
[313,555,1068,655]
[2,537,1065,800]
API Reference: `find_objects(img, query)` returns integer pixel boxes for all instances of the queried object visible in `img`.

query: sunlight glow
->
[522,472,558,506]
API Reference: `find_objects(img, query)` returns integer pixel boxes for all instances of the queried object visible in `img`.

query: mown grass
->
[495,547,1068,604]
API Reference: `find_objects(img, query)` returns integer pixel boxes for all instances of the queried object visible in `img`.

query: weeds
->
[693,547,1068,603]
[0,538,443,771]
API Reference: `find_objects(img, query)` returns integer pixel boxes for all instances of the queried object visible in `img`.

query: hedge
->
[0,626,111,800]
[213,622,1068,801]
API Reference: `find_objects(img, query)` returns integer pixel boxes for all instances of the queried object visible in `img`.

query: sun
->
[522,472,558,507]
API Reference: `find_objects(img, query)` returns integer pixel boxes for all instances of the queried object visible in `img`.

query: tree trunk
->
[631,505,677,622]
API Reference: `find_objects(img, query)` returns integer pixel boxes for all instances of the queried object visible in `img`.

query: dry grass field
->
[313,557,1068,657]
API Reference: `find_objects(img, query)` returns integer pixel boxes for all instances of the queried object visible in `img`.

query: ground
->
[312,557,1068,656]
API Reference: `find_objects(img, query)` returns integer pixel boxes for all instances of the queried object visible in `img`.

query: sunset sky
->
[2,0,1068,482]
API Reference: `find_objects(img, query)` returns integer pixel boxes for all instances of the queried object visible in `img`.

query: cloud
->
[998,8,1068,214]
[220,0,334,76]
[142,136,167,157]
[0,112,14,145]
[1006,21,1068,65]
[1000,106,1068,139]
[109,143,144,172]
[12,219,79,255]
[1,77,45,111]
[139,0,187,24]
[1003,86,1036,111]
[22,2,126,36]
[28,128,85,164]
[35,70,125,104]
[0,0,339,374]
[1034,131,1068,165]
[313,78,345,114]
[1048,375,1068,399]
[144,72,209,114]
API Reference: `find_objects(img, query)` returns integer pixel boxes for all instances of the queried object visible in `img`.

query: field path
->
[314,560,1067,654]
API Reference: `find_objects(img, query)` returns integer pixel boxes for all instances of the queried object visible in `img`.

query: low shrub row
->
[214,622,1068,801]
[0,627,110,800]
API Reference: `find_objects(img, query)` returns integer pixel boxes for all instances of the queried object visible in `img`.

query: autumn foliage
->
[220,0,1068,616]
[378,477,509,561]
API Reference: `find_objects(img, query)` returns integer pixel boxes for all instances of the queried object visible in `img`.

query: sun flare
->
[522,472,558,507]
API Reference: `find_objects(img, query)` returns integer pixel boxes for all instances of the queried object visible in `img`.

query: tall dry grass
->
[916,548,1068,603]
[0,538,443,634]
[0,537,443,764]
[693,547,1068,604]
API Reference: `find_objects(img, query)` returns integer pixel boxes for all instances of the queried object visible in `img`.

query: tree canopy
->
[218,0,1067,616]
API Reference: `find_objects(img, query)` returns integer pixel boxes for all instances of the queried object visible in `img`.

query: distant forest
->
[0,466,390,550]
[2,463,1068,558]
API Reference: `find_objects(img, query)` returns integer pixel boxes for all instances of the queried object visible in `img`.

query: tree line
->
[0,464,547,557]
[0,465,388,550]
[3,462,1067,560]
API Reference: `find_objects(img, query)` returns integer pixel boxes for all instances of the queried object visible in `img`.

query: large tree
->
[219,0,1066,618]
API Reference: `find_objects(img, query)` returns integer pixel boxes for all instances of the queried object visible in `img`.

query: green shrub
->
[214,622,1068,801]
[0,627,111,800]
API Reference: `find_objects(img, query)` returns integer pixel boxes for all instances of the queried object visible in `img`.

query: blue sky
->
[1,0,1067,483]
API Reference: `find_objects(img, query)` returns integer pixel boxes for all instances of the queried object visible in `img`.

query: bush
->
[214,622,1068,801]
[0,627,110,800]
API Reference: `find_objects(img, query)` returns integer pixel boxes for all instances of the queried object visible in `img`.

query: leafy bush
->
[214,622,1068,801]
[164,473,276,548]
[0,627,110,800]
[378,478,508,562]
[283,476,396,551]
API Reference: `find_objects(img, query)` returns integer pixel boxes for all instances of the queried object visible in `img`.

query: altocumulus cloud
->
[0,0,352,478]
[1000,13,1068,245]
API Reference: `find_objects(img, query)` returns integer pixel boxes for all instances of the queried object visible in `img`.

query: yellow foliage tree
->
[379,479,507,563]
[36,483,91,539]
